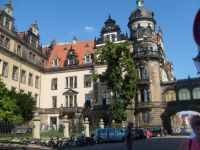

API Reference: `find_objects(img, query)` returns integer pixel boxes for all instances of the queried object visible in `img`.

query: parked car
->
[146,127,162,137]
[134,128,146,139]
[95,128,125,143]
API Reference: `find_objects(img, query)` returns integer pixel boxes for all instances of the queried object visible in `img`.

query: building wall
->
[0,51,42,107]
[40,68,93,108]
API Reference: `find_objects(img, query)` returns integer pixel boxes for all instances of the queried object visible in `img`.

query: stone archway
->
[161,100,200,134]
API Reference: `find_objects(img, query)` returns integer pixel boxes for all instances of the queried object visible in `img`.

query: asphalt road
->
[74,136,187,150]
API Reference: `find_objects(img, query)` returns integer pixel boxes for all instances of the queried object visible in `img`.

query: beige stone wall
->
[0,53,42,107]
[148,60,162,102]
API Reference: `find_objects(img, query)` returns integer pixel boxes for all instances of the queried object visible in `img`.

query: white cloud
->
[84,26,95,32]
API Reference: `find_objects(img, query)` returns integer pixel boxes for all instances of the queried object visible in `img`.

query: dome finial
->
[109,14,111,19]
[136,0,144,7]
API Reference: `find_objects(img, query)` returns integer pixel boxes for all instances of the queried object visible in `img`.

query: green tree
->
[0,78,36,123]
[9,90,36,122]
[96,41,138,122]
[0,79,23,123]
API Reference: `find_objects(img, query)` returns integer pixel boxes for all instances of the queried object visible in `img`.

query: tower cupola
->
[4,0,13,17]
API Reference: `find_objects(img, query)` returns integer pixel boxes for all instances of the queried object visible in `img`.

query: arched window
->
[141,89,149,102]
[146,26,152,36]
[140,67,148,79]
[165,90,176,102]
[193,87,200,99]
[137,27,143,38]
[178,89,190,100]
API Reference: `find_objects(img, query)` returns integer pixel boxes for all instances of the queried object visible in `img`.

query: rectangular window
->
[35,76,39,88]
[66,76,77,88]
[34,94,38,102]
[74,76,77,88]
[102,92,109,105]
[15,43,22,56]
[2,61,8,77]
[0,34,4,45]
[74,95,77,107]
[85,94,92,107]
[69,95,73,107]
[66,77,68,88]
[70,77,73,88]
[20,70,26,84]
[51,78,57,90]
[5,18,10,29]
[142,112,149,124]
[66,96,68,107]
[52,96,57,108]
[28,73,33,86]
[3,37,10,49]
[84,75,92,87]
[12,66,19,81]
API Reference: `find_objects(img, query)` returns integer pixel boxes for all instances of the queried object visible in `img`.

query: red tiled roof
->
[43,40,94,68]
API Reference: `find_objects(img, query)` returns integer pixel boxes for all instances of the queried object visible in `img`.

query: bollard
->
[99,119,104,129]
[84,117,90,137]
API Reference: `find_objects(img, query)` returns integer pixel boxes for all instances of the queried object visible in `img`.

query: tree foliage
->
[96,41,138,121]
[0,78,36,123]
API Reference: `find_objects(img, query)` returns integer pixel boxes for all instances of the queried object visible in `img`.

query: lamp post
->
[193,47,200,75]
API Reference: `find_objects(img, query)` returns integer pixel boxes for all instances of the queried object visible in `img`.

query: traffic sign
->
[193,9,200,47]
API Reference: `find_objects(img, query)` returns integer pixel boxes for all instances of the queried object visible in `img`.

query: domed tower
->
[128,0,173,127]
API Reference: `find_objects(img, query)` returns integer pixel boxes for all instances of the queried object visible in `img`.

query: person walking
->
[124,122,134,150]
[178,115,200,150]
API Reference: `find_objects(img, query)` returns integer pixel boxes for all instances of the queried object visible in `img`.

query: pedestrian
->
[189,115,199,139]
[124,122,134,150]
[178,115,200,150]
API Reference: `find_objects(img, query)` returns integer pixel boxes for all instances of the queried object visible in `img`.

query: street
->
[74,136,187,150]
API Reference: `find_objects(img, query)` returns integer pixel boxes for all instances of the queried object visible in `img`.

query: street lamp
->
[193,47,200,75]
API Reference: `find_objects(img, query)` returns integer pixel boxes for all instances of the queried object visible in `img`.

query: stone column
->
[32,112,40,139]
[62,115,69,138]
[84,117,90,137]
[99,119,104,129]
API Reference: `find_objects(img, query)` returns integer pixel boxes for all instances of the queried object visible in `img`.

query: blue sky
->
[0,0,199,79]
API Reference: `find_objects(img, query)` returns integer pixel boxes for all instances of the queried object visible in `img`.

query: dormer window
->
[85,54,91,63]
[64,47,79,66]
[68,58,75,65]
[53,57,59,67]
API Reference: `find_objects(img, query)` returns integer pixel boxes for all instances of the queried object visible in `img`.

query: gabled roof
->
[43,40,94,68]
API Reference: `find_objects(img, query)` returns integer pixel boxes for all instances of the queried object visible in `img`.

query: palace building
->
[1,0,200,133]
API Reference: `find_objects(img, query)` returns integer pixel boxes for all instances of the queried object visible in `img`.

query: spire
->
[109,14,111,19]
[136,0,144,8]
[32,19,39,30]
